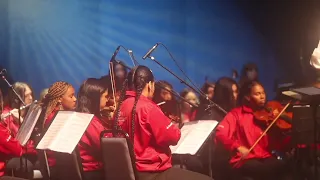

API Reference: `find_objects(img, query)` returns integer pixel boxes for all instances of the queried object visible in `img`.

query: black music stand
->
[283,86,320,180]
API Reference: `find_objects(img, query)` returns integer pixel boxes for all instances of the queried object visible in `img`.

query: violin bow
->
[233,102,291,167]
[109,61,117,111]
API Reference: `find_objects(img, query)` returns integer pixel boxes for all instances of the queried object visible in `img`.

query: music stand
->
[283,86,320,180]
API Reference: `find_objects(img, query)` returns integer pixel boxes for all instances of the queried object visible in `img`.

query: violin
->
[254,101,292,130]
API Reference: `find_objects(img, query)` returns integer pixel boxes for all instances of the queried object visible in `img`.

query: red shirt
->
[2,106,20,137]
[2,106,37,155]
[78,116,109,172]
[118,91,181,172]
[0,124,23,176]
[215,106,274,167]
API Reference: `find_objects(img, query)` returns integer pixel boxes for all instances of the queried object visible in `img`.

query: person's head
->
[201,82,215,100]
[6,82,34,108]
[127,65,155,99]
[213,77,238,111]
[111,59,127,81]
[39,88,49,102]
[43,81,76,119]
[180,89,199,112]
[76,78,111,116]
[239,81,266,109]
[153,80,173,103]
[239,63,258,87]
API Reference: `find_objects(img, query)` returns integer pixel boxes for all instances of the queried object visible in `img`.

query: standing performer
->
[76,78,113,180]
[116,65,213,180]
[215,81,288,180]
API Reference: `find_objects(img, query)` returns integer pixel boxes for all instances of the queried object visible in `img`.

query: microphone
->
[0,69,6,75]
[110,46,121,62]
[142,43,159,60]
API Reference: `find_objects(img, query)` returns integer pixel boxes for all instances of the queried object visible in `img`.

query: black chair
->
[55,149,84,180]
[100,129,138,180]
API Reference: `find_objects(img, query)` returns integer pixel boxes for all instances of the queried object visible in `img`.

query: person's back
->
[115,65,213,180]
[119,91,180,171]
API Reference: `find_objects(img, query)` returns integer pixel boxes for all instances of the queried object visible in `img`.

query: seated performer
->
[179,88,198,123]
[0,123,23,177]
[39,81,77,178]
[215,81,288,180]
[116,65,213,180]
[76,78,113,180]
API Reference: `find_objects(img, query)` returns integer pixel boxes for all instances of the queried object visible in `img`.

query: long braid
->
[130,84,143,142]
[113,79,128,131]
[42,81,71,122]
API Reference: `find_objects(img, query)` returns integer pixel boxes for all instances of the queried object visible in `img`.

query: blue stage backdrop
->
[0,0,278,99]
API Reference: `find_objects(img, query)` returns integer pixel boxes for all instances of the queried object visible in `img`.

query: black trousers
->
[137,167,213,180]
[237,157,286,180]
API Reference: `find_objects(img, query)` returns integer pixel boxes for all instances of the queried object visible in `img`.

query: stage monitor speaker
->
[292,105,320,145]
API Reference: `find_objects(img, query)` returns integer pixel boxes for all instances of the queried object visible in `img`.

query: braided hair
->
[42,81,72,120]
[113,79,128,131]
[127,66,154,141]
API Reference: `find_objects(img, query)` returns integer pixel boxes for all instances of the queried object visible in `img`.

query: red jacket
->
[78,116,109,172]
[215,106,278,167]
[2,106,37,155]
[0,124,23,176]
[118,91,181,172]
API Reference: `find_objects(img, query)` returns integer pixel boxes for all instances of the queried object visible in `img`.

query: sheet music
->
[170,120,218,155]
[16,102,42,146]
[37,111,93,154]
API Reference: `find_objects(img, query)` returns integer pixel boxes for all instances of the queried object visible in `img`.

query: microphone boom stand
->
[148,56,227,114]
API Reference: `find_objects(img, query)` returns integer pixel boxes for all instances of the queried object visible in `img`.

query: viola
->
[253,101,292,130]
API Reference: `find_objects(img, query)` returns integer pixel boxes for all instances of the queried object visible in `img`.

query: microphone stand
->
[1,74,28,176]
[148,56,227,115]
[116,60,198,109]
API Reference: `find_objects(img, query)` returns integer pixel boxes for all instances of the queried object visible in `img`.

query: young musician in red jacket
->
[39,81,77,179]
[115,65,213,180]
[76,78,113,180]
[215,81,287,180]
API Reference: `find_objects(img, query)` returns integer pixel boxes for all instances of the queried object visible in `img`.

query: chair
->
[55,149,84,180]
[100,129,138,180]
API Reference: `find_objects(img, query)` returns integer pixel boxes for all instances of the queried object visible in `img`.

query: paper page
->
[49,111,93,154]
[36,111,72,150]
[170,120,218,155]
[16,103,42,146]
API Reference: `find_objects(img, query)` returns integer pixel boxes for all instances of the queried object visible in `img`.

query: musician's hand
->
[10,109,24,123]
[237,146,250,157]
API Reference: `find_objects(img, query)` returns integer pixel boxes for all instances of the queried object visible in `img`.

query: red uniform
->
[215,105,285,167]
[78,116,109,172]
[0,124,23,176]
[118,91,181,172]
[2,106,37,155]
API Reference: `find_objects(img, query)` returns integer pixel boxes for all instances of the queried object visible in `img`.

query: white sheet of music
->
[36,111,93,154]
[170,120,218,155]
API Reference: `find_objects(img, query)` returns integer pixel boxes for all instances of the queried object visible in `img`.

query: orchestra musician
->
[76,78,113,180]
[39,88,48,102]
[39,81,77,179]
[1,82,34,134]
[209,77,239,180]
[153,80,180,122]
[115,65,213,180]
[239,63,259,88]
[196,81,216,120]
[215,81,289,180]
[179,88,199,123]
